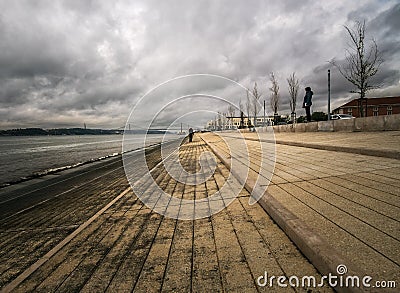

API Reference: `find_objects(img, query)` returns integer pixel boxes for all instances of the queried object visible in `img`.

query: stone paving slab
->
[200,131,399,292]
[0,137,332,292]
[245,130,400,159]
[275,130,400,153]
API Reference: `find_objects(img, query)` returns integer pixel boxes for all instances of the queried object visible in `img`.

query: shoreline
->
[0,153,121,189]
[0,140,170,189]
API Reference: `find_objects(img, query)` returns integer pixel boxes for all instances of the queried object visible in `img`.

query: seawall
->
[269,113,400,132]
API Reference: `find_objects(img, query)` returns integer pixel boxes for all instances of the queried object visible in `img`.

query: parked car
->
[330,114,355,120]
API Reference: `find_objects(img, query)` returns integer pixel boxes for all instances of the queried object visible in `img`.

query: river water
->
[0,134,178,186]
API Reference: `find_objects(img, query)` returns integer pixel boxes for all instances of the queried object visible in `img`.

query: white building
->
[206,116,276,130]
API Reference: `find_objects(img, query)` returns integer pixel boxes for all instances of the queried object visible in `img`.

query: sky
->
[0,0,399,130]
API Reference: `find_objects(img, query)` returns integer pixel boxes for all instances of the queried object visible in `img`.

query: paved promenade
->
[0,138,331,292]
[274,131,400,159]
[201,130,400,292]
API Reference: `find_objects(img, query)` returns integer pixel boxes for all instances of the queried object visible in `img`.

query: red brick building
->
[333,96,400,117]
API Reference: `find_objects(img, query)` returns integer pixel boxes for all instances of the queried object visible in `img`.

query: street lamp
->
[263,100,266,127]
[328,69,331,120]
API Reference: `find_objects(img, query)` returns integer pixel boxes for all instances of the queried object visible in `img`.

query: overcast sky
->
[0,0,399,130]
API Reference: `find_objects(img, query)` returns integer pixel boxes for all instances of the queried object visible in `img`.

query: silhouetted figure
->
[240,111,244,129]
[188,127,194,142]
[303,87,313,122]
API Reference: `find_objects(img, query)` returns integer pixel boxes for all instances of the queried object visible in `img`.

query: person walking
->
[303,87,313,122]
[188,127,194,142]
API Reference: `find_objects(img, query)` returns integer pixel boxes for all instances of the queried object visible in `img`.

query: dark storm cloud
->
[297,2,400,113]
[368,3,400,89]
[0,0,399,129]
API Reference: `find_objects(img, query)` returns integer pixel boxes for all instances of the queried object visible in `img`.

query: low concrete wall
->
[305,122,318,132]
[355,116,385,131]
[294,123,306,132]
[270,114,400,132]
[317,121,334,132]
[334,118,355,132]
[385,114,400,130]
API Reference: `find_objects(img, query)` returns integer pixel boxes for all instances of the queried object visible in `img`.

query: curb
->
[201,134,367,293]
[236,135,400,160]
[274,140,400,160]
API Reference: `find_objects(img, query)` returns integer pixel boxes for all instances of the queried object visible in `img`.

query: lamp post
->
[328,69,331,120]
[263,100,266,127]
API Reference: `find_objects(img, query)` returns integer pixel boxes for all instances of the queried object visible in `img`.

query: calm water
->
[0,134,177,186]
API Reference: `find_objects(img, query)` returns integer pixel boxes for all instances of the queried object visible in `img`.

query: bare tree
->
[330,20,382,117]
[252,82,261,128]
[287,72,300,122]
[246,90,251,127]
[226,105,235,129]
[269,72,280,123]
[227,104,235,117]
[222,112,227,130]
[217,112,221,130]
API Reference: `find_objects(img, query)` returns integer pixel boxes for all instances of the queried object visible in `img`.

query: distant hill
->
[0,128,170,136]
[124,129,170,135]
[0,128,122,136]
